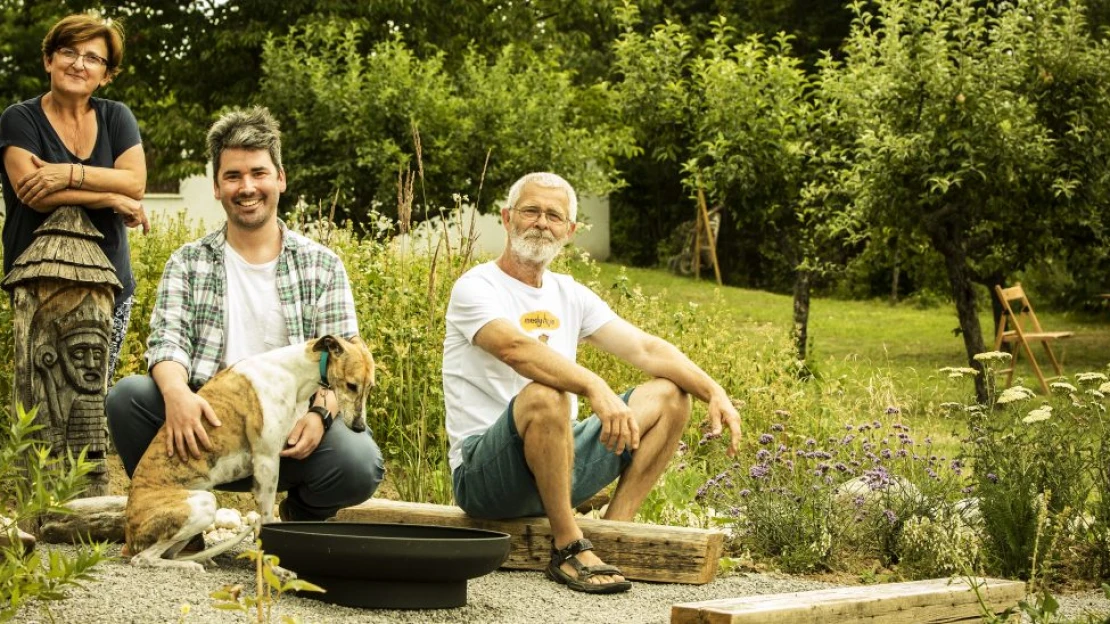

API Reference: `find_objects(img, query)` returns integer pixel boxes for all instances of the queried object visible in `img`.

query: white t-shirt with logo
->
[222,243,290,366]
[443,261,618,470]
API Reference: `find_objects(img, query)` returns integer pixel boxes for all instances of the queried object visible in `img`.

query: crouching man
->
[442,172,742,594]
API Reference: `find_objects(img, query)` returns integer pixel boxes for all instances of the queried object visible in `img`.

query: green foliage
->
[0,404,108,621]
[829,0,1110,375]
[208,540,323,624]
[965,356,1108,580]
[259,19,633,224]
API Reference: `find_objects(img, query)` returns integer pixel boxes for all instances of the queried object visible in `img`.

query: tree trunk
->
[792,269,812,363]
[890,237,900,305]
[929,225,989,403]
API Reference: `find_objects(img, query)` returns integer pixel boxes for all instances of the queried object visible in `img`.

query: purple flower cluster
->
[693,416,970,513]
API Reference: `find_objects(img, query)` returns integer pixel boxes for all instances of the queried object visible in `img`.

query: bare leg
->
[605,378,691,521]
[515,383,621,587]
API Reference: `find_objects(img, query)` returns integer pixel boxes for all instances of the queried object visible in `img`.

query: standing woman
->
[0,13,149,380]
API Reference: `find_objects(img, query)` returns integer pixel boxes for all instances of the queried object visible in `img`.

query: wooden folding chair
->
[992,283,1074,393]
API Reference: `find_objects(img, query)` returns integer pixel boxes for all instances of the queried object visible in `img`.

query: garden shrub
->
[896,507,983,579]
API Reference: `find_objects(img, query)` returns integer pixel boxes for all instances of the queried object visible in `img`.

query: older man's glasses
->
[56,47,108,69]
[512,206,568,226]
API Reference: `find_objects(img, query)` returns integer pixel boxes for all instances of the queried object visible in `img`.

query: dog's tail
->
[174,524,254,563]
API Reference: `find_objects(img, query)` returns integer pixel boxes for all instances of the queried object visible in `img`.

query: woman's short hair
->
[42,14,126,79]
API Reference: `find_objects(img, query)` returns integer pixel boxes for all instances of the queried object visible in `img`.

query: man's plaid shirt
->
[146,223,359,389]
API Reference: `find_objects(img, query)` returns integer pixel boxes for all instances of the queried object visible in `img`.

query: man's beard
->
[509,227,563,266]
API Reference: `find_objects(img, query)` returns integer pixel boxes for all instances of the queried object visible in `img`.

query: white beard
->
[509,227,563,266]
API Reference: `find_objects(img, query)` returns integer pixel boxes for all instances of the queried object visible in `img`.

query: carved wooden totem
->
[1,207,122,497]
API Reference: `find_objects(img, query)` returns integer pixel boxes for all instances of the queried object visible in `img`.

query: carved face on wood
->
[52,294,110,394]
[60,330,106,393]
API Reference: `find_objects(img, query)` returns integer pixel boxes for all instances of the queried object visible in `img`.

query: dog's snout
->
[351,419,367,433]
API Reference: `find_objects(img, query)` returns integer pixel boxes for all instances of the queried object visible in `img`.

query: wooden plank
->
[336,499,724,584]
[671,577,1025,624]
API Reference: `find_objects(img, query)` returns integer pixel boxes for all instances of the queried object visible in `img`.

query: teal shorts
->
[452,389,635,520]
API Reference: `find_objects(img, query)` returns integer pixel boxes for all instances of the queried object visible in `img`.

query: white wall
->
[144,165,226,229]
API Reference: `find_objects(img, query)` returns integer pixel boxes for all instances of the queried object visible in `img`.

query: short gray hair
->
[505,172,578,222]
[207,106,283,173]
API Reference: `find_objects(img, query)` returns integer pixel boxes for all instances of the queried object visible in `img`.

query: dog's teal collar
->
[318,351,331,389]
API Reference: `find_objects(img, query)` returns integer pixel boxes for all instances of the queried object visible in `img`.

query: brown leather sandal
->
[544,538,632,594]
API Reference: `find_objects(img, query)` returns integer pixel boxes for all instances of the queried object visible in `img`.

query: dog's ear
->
[313,335,344,353]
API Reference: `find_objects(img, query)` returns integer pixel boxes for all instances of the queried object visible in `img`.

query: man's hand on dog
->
[163,387,222,460]
[280,413,325,460]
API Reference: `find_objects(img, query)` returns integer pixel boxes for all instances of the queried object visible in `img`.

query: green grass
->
[581,261,1110,455]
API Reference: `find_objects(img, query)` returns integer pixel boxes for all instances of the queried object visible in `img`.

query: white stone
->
[214,508,243,530]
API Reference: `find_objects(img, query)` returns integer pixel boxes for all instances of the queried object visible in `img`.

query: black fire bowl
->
[258,522,511,610]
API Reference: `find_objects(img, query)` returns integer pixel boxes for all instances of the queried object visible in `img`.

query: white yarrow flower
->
[1076,372,1108,385]
[1023,406,1053,424]
[997,386,1036,405]
[974,351,1013,363]
[1050,381,1078,394]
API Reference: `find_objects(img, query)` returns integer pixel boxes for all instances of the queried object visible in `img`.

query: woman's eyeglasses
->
[55,47,108,70]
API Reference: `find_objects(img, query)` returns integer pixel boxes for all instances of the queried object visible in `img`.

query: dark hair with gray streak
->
[206,106,283,173]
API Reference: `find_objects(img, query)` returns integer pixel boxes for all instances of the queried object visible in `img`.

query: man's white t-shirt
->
[443,261,618,471]
[223,243,290,366]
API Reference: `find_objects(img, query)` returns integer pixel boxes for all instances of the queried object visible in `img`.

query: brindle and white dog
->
[124,335,375,571]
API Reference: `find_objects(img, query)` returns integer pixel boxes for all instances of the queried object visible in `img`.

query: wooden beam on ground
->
[336,499,724,584]
[670,577,1025,624]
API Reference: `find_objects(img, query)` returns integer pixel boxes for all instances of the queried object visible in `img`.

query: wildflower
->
[1089,390,1106,400]
[739,489,752,498]
[897,449,908,458]
[845,424,854,431]
[771,423,785,432]
[698,432,721,445]
[834,462,848,472]
[1099,381,1110,394]
[872,420,882,429]
[677,441,689,453]
[1075,372,1108,385]
[841,434,856,446]
[784,460,795,470]
[756,449,771,461]
[986,473,999,483]
[997,386,1036,405]
[1049,381,1077,394]
[853,496,865,507]
[973,351,1012,364]
[749,464,770,479]
[727,506,742,517]
[883,509,898,525]
[758,434,774,445]
[805,438,817,447]
[777,444,787,453]
[940,366,978,378]
[892,423,904,431]
[961,486,974,494]
[885,406,901,415]
[881,449,892,459]
[795,449,805,457]
[1023,406,1053,424]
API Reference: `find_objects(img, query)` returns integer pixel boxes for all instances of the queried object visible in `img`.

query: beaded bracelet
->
[75,163,85,189]
[68,164,75,189]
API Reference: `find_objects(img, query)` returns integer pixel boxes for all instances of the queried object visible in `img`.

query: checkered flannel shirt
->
[146,223,359,389]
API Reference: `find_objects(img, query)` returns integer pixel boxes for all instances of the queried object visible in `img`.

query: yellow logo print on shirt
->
[520,310,560,333]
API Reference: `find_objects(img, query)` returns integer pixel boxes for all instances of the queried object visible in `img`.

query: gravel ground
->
[11,542,1110,623]
[10,542,838,624]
